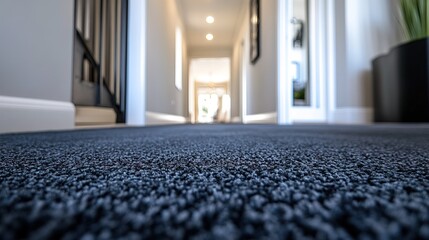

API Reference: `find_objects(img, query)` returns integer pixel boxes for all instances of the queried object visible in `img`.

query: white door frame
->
[277,0,292,124]
[277,0,336,124]
[240,40,248,123]
[126,0,147,125]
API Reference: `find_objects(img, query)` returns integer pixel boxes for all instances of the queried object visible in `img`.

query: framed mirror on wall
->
[290,0,310,107]
[250,0,260,64]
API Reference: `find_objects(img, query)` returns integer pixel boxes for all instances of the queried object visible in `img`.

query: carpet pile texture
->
[0,124,429,239]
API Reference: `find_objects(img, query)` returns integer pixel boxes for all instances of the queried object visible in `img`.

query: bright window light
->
[175,27,182,90]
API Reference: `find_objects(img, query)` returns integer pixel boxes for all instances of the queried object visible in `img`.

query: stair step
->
[75,106,116,126]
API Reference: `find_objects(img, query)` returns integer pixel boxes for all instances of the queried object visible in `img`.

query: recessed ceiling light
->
[206,16,214,24]
[206,33,214,41]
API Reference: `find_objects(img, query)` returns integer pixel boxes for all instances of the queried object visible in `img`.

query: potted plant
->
[372,0,429,122]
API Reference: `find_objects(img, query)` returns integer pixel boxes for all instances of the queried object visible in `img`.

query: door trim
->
[277,0,336,123]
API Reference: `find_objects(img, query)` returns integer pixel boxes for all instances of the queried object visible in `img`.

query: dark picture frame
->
[250,0,260,64]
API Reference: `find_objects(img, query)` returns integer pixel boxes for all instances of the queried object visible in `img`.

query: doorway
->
[189,58,231,123]
[278,0,331,123]
[195,82,229,123]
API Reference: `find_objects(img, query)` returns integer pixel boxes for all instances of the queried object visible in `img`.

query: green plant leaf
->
[400,0,429,40]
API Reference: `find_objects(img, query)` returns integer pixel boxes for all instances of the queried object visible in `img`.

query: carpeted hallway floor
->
[0,124,428,239]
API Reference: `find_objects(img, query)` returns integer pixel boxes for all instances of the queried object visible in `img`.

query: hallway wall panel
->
[146,0,188,117]
[232,0,278,117]
[335,0,401,109]
[0,0,74,102]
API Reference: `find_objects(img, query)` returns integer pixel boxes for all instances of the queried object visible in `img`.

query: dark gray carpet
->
[1,124,429,239]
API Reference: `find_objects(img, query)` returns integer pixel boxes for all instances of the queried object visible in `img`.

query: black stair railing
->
[72,0,128,123]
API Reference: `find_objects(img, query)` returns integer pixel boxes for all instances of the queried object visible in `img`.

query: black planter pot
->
[372,37,429,122]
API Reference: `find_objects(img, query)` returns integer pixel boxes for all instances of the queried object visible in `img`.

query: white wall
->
[232,0,278,118]
[335,0,401,109]
[0,0,75,102]
[231,44,241,119]
[247,0,278,115]
[0,0,75,133]
[188,48,232,58]
[146,0,188,117]
[231,7,248,121]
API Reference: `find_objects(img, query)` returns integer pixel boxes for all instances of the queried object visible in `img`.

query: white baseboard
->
[244,112,277,124]
[328,107,374,124]
[146,111,188,126]
[0,96,75,134]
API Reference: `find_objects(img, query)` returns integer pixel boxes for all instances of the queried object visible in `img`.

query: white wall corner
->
[276,0,291,125]
[244,112,277,124]
[328,107,374,124]
[0,96,75,134]
[145,111,188,126]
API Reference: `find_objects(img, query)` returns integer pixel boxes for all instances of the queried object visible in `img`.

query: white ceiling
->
[176,0,247,49]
